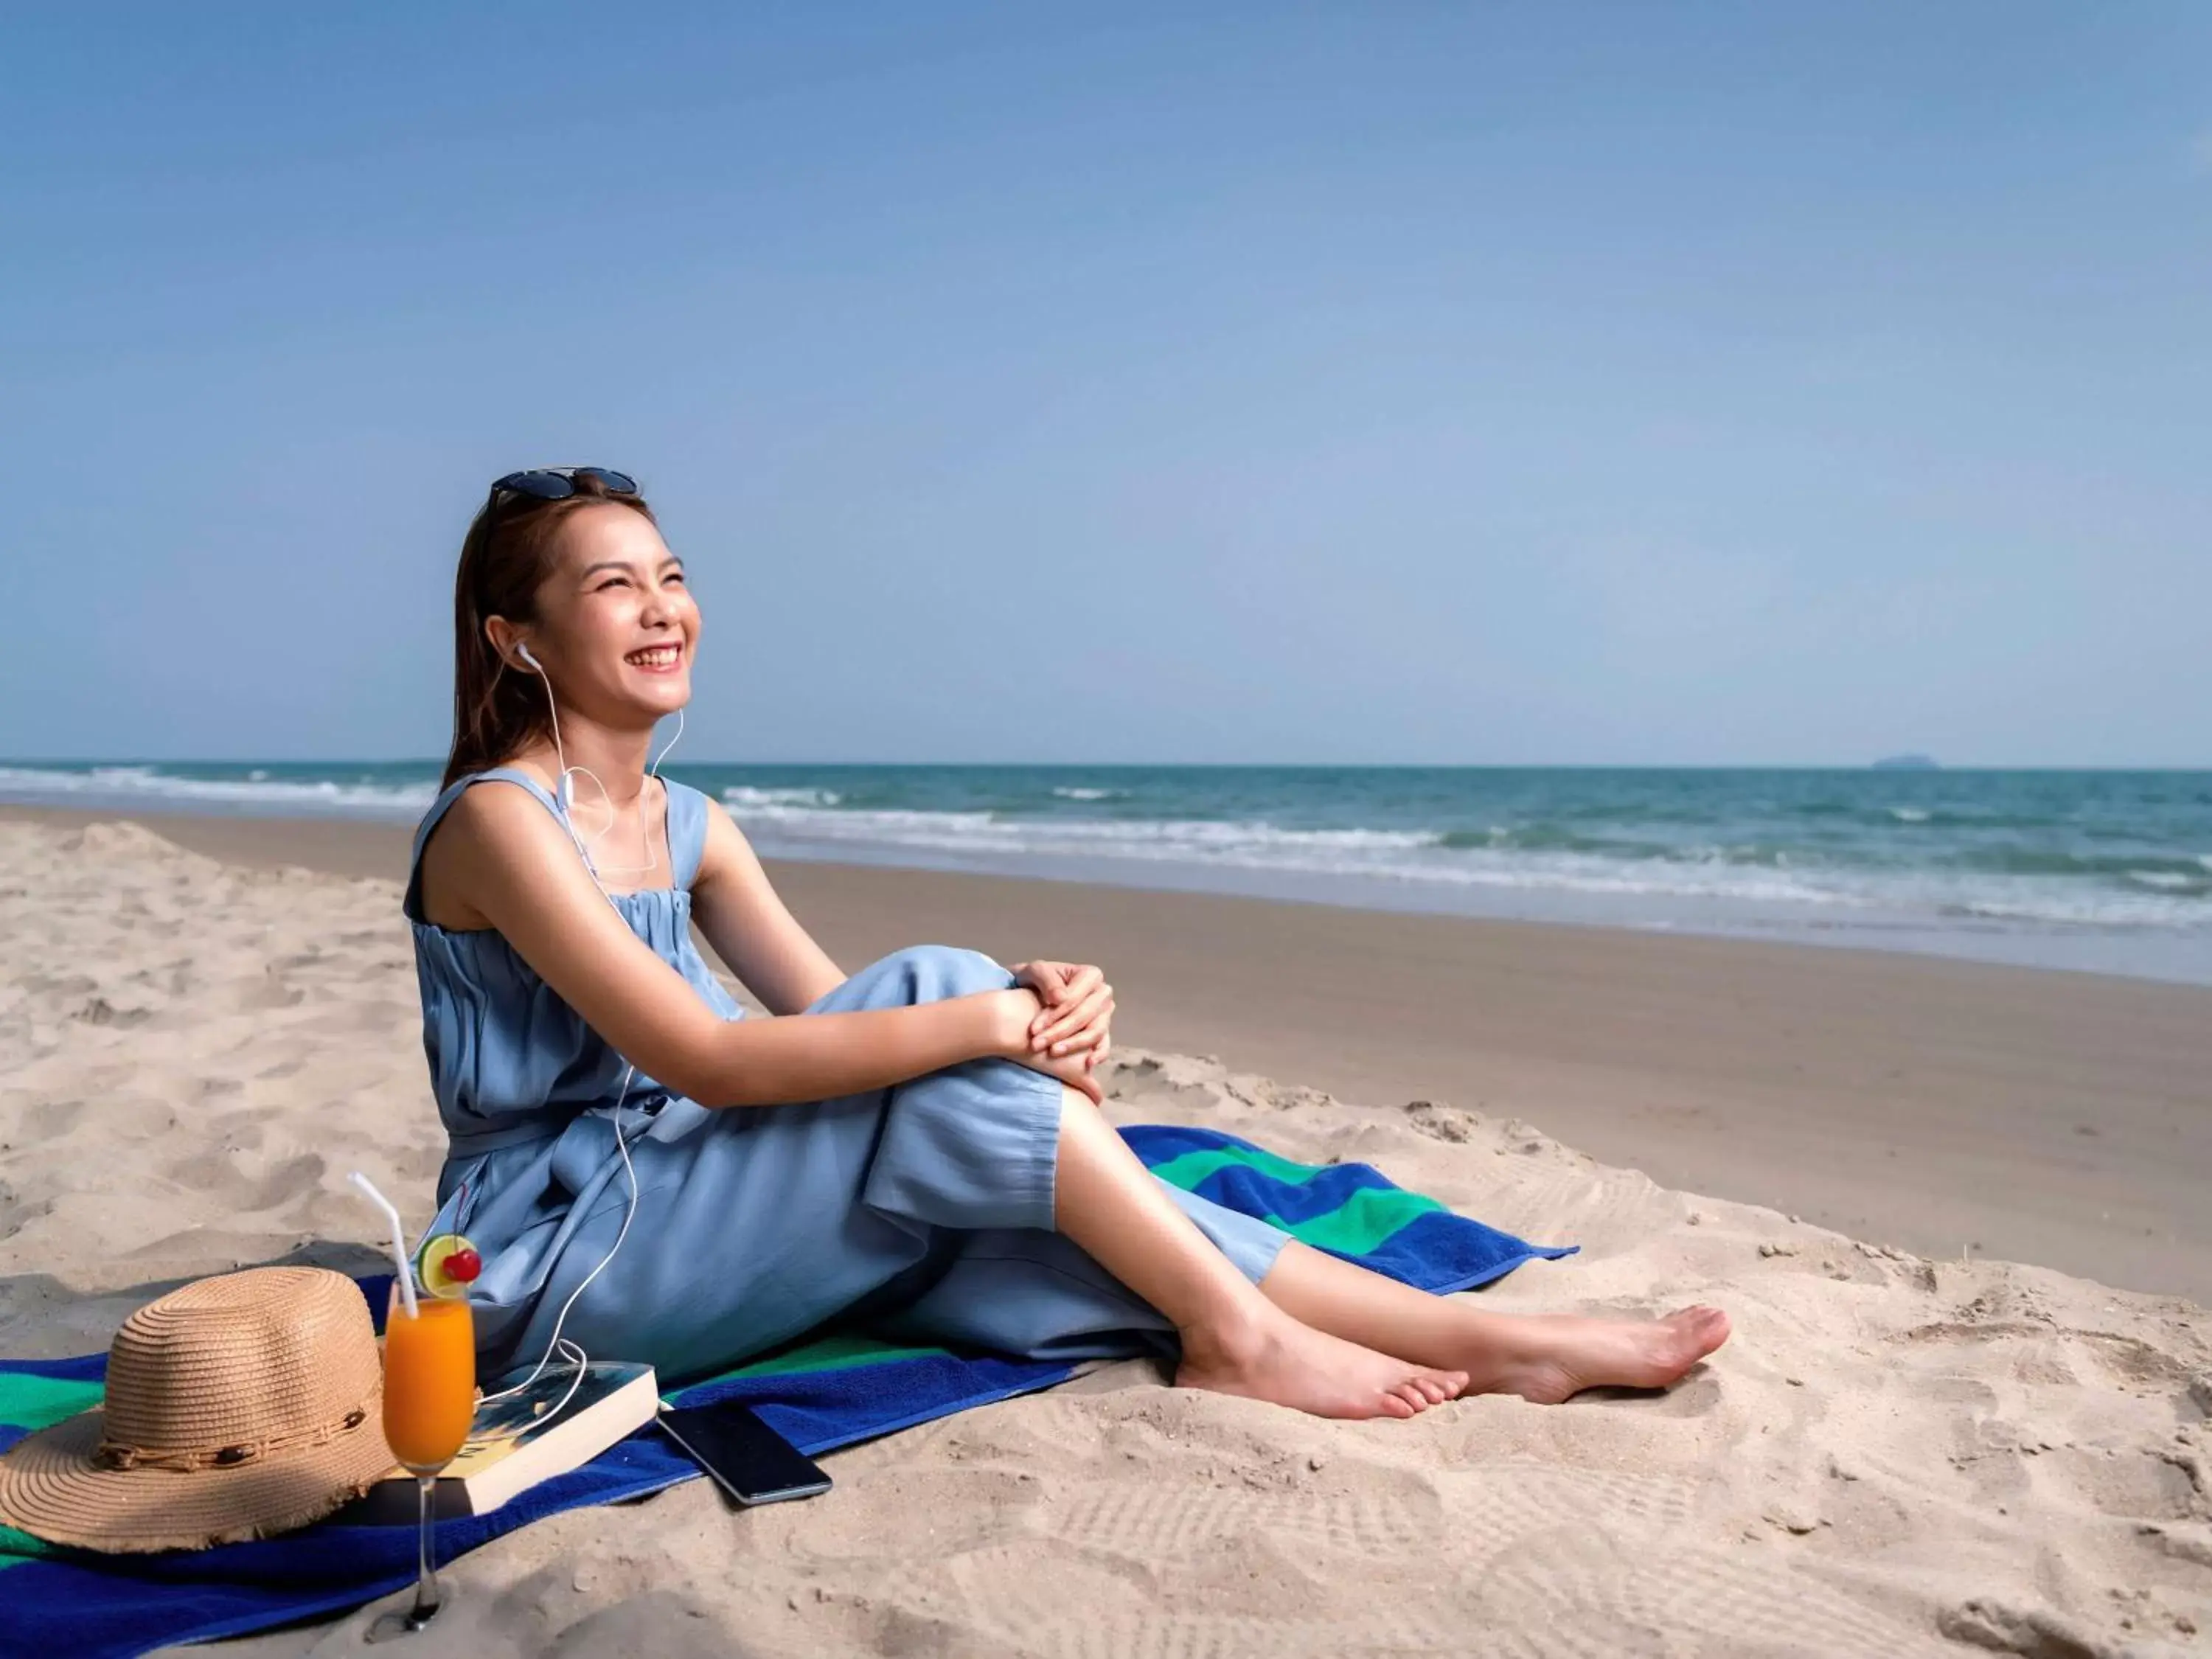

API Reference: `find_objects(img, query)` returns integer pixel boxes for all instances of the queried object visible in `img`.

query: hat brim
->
[0,1404,397,1554]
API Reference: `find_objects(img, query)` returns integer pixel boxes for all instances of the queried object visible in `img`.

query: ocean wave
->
[1947,848,2212,886]
[0,764,436,818]
[709,793,2212,927]
[1795,800,2065,832]
[1947,891,2209,927]
[720,797,1852,906]
[724,796,1438,856]
[1438,824,1599,853]
[719,785,842,809]
[1440,825,1812,870]
[2126,870,2205,892]
[1051,786,1123,801]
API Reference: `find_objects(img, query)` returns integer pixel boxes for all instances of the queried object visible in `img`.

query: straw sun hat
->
[0,1266,396,1552]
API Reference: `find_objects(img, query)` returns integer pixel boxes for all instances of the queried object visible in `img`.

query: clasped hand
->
[1006,959,1114,1102]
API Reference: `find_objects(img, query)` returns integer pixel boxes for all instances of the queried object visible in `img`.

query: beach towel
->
[0,1126,1572,1658]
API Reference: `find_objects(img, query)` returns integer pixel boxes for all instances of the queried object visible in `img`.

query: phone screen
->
[658,1401,832,1507]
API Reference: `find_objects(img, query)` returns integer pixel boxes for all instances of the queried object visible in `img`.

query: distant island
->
[1871,754,1941,771]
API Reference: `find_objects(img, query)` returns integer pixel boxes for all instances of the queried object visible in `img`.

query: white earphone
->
[470,624,685,1413]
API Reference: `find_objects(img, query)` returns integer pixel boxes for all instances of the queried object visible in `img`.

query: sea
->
[4,762,2210,986]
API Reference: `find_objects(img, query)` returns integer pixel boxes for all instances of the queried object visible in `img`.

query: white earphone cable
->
[473,653,685,1413]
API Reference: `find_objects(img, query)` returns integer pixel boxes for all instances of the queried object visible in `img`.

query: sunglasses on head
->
[487,466,639,505]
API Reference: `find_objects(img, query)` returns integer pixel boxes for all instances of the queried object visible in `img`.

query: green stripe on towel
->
[1147,1141,1333,1192]
[1264,1186,1447,1256]
[721,1332,948,1381]
[0,1374,102,1435]
[1151,1141,1448,1256]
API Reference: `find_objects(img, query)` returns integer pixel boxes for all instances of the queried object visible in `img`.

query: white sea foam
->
[720,796,1851,906]
[1051,787,1122,801]
[0,765,435,818]
[1951,891,2207,927]
[1889,807,1931,823]
[719,785,843,809]
[709,793,2212,929]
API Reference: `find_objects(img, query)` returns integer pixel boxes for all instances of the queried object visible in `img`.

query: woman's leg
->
[1051,1089,1471,1419]
[1253,1239,1731,1402]
[1054,1088,1727,1407]
[844,950,1726,1411]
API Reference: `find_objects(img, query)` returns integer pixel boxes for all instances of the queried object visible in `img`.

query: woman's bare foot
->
[1473,1305,1731,1403]
[1176,1304,1470,1420]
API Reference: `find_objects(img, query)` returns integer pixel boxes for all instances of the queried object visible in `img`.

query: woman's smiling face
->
[523,502,700,723]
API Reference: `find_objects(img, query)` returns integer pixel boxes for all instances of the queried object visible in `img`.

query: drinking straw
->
[349,1172,419,1320]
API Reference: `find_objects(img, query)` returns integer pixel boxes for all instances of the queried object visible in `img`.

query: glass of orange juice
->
[376,1277,475,1635]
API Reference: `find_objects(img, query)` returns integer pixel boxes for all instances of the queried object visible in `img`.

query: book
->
[345,1360,661,1523]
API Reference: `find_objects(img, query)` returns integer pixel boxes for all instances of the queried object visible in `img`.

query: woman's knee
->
[808,945,1012,1015]
[867,945,1013,1006]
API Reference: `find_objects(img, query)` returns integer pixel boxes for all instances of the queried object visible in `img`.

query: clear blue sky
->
[4,3,2206,766]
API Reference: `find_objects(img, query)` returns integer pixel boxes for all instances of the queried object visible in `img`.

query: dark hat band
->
[91,1386,380,1475]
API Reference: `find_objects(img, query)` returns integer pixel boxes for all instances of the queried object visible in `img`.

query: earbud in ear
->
[516,642,543,673]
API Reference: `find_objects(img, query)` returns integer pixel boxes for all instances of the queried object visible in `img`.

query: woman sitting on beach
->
[406,467,1731,1419]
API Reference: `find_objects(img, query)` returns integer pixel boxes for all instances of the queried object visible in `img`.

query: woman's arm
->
[686,796,846,1015]
[429,785,1085,1106]
[688,794,1119,1077]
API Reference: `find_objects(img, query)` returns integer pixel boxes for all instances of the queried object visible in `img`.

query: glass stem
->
[411,1475,441,1624]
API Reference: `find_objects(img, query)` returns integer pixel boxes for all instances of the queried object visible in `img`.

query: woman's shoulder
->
[443,771,564,832]
[406,766,572,926]
[441,763,563,814]
[419,768,566,860]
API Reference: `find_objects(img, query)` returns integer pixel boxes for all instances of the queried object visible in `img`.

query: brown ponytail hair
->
[442,473,659,788]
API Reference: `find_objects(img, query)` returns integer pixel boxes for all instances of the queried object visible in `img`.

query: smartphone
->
[657,1400,832,1507]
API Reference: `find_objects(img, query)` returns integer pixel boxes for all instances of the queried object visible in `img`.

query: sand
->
[1,814,2208,1655]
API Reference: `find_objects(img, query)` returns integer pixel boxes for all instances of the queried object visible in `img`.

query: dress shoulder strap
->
[662,777,712,891]
[403,768,566,923]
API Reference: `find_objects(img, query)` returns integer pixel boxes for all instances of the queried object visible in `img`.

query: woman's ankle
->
[1176,1292,1282,1370]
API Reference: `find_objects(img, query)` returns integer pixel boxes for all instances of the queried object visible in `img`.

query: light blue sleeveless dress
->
[406,769,1291,1382]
